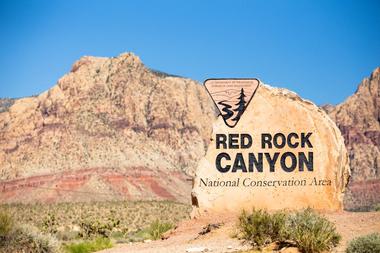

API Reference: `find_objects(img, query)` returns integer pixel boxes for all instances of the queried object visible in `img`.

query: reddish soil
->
[0,167,191,203]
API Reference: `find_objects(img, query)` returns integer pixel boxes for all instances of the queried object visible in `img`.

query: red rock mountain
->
[324,67,380,210]
[0,53,216,203]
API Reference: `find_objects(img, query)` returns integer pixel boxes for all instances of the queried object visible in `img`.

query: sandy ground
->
[100,211,380,253]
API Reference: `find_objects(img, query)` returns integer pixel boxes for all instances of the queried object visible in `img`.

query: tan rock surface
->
[192,83,350,214]
[0,53,216,203]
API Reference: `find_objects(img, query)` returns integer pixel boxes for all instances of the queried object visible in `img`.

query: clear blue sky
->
[0,0,379,105]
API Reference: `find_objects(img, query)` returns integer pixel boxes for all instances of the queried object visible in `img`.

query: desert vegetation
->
[237,208,341,253]
[0,211,60,253]
[0,200,190,253]
[346,233,380,253]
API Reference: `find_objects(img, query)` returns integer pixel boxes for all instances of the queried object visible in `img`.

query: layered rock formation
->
[192,81,350,215]
[323,68,380,210]
[0,53,216,203]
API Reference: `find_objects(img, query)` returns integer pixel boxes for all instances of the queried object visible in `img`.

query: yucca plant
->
[238,209,288,248]
[147,219,173,240]
[287,208,341,253]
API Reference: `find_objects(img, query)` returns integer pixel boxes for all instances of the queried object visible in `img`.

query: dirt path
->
[100,212,380,253]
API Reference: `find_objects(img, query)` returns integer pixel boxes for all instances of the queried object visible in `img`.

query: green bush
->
[64,237,113,253]
[0,210,59,253]
[129,229,151,242]
[373,203,380,212]
[286,208,341,253]
[238,209,288,248]
[109,230,129,243]
[237,208,341,252]
[79,219,119,238]
[270,211,288,241]
[147,219,173,240]
[42,213,59,234]
[129,220,173,242]
[3,224,60,253]
[0,211,13,239]
[346,233,380,253]
[57,229,81,241]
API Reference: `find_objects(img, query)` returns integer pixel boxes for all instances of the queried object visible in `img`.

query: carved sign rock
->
[191,80,350,216]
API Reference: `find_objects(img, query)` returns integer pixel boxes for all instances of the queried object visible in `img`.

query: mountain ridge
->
[0,52,216,203]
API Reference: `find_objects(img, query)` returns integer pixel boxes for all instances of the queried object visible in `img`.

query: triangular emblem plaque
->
[204,79,260,128]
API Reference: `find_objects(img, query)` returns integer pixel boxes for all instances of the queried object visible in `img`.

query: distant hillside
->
[0,53,216,203]
[323,67,380,210]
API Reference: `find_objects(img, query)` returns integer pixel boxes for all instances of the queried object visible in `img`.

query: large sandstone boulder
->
[192,81,350,216]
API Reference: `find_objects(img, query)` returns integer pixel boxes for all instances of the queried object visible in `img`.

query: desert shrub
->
[129,229,151,242]
[0,210,59,253]
[109,230,129,243]
[346,233,380,253]
[0,211,13,240]
[79,219,119,239]
[287,208,341,253]
[373,203,380,212]
[270,211,288,241]
[3,224,60,253]
[64,237,113,253]
[57,229,80,241]
[238,209,288,248]
[146,219,173,240]
[1,201,190,238]
[109,230,124,239]
[129,220,173,242]
[237,208,340,252]
[42,213,59,234]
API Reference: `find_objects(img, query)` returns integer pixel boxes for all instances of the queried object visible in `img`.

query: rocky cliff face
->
[324,68,380,210]
[0,53,216,203]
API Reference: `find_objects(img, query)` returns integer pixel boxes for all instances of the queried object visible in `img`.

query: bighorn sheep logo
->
[204,79,260,128]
